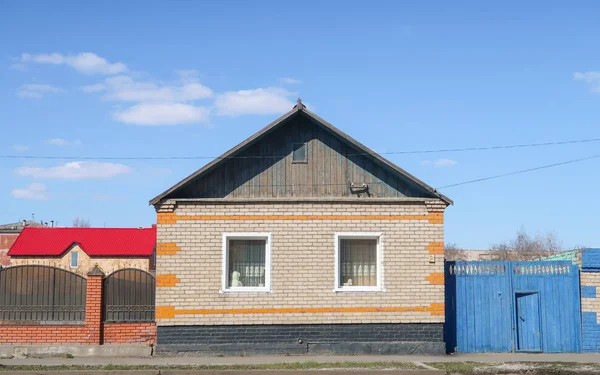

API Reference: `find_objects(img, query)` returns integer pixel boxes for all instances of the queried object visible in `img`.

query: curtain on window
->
[228,239,266,287]
[339,239,377,287]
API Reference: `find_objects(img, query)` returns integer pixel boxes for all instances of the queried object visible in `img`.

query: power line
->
[436,154,600,190]
[1,137,599,161]
[381,137,600,155]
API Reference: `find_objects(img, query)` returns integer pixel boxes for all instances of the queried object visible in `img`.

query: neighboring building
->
[449,249,583,263]
[453,249,496,261]
[538,249,582,265]
[0,221,45,267]
[150,100,453,355]
[8,227,156,276]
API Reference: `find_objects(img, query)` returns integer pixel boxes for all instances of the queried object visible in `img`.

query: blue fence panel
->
[447,261,511,353]
[446,260,582,353]
[511,262,581,353]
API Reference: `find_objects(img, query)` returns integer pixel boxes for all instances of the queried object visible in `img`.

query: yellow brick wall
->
[582,272,600,324]
[10,245,150,276]
[155,200,446,326]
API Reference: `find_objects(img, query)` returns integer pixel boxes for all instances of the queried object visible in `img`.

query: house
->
[150,100,452,355]
[0,221,45,268]
[8,227,156,276]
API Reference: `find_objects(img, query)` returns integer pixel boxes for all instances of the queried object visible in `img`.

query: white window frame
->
[334,232,383,292]
[70,251,79,268]
[221,232,272,293]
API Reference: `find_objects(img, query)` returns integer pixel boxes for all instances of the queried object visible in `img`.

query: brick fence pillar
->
[86,266,105,344]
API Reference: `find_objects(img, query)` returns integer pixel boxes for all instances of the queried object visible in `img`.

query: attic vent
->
[292,143,307,163]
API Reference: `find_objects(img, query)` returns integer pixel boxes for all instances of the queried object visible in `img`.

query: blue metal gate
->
[515,292,541,352]
[445,261,582,353]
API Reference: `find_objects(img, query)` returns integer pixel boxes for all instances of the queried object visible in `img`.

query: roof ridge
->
[23,227,155,230]
[8,226,156,257]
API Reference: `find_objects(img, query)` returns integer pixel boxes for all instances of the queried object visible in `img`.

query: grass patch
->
[424,361,488,373]
[425,361,600,374]
[0,361,418,372]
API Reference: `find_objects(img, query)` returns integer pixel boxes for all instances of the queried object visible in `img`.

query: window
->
[70,251,79,268]
[334,233,382,292]
[222,233,271,292]
[292,142,307,163]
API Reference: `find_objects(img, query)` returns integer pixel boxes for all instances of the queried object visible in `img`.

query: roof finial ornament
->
[294,97,306,110]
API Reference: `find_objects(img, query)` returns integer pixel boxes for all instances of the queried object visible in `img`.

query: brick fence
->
[581,249,600,352]
[0,267,156,345]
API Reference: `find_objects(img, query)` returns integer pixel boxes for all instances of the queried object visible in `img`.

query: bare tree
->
[444,243,469,261]
[72,217,91,228]
[490,229,562,261]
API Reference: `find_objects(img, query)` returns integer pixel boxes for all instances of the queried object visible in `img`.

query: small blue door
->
[515,292,542,352]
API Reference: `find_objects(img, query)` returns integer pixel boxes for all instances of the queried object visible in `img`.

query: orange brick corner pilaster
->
[157,212,178,225]
[425,272,444,285]
[157,242,181,255]
[156,274,180,287]
[426,303,445,316]
[156,306,176,319]
[426,242,444,255]
[85,266,105,344]
[427,212,443,224]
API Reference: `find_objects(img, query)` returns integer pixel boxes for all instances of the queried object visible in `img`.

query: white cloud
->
[215,87,295,117]
[83,73,213,126]
[12,144,29,152]
[21,52,127,75]
[280,77,302,85]
[113,103,210,125]
[574,71,600,93]
[89,75,213,102]
[45,138,82,147]
[421,158,458,167]
[11,183,48,200]
[17,84,62,99]
[81,83,106,93]
[16,161,132,180]
[178,83,213,101]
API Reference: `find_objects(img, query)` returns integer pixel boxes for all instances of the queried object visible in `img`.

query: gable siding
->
[175,115,433,199]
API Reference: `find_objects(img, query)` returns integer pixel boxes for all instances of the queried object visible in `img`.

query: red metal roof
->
[8,227,156,257]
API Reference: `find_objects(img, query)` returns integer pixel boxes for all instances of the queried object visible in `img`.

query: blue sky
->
[1,1,599,249]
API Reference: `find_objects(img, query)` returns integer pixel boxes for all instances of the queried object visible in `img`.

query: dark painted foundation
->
[157,323,445,355]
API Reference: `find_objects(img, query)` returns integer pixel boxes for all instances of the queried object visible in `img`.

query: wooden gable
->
[151,103,451,204]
